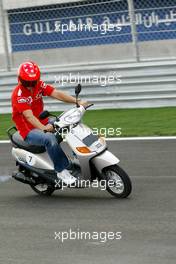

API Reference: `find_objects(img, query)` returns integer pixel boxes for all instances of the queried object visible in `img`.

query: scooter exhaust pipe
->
[12,172,35,185]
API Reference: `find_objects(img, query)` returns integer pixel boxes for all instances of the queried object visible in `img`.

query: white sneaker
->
[57,169,77,185]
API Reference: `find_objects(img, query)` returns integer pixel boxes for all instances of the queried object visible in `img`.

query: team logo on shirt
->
[41,81,47,89]
[26,96,33,104]
[35,92,42,100]
[18,96,33,104]
[18,98,27,103]
[17,89,22,96]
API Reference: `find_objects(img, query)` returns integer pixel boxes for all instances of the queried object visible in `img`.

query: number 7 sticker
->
[26,154,36,166]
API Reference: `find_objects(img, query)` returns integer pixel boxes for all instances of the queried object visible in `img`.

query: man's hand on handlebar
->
[78,100,94,110]
[78,100,89,108]
[44,124,54,132]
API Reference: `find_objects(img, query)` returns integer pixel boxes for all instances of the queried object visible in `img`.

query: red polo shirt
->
[11,80,55,139]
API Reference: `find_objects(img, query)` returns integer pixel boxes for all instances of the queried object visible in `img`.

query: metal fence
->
[1,60,176,113]
[0,0,176,71]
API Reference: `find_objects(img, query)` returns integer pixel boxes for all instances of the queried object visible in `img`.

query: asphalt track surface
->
[0,140,176,264]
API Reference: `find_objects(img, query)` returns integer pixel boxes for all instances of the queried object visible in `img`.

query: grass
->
[0,107,176,140]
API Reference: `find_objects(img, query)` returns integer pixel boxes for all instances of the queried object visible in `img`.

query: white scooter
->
[7,84,132,198]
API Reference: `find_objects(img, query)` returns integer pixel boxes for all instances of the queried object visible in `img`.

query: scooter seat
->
[12,132,46,154]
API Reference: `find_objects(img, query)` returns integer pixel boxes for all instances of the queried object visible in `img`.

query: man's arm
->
[23,110,53,132]
[50,89,76,103]
[50,89,88,106]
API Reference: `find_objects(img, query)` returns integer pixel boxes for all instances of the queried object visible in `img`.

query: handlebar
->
[84,103,94,110]
[44,103,94,133]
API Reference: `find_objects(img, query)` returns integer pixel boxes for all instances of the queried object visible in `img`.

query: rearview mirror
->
[75,84,82,96]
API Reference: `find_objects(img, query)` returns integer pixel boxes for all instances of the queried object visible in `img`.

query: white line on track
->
[106,136,176,141]
[1,137,176,144]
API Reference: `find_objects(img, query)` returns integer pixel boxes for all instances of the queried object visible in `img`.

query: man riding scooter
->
[11,61,88,185]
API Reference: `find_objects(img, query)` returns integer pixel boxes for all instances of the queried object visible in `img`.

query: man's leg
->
[25,129,69,172]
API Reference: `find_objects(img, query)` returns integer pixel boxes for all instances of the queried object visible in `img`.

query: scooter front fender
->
[91,150,120,173]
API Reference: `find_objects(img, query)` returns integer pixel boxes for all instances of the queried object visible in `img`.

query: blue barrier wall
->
[8,0,176,52]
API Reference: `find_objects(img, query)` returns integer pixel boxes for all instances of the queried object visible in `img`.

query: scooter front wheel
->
[102,165,132,198]
[30,183,55,196]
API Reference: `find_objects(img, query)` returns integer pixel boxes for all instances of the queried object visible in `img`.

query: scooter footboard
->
[91,150,120,173]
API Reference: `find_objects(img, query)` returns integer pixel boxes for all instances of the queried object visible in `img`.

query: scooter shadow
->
[13,188,132,206]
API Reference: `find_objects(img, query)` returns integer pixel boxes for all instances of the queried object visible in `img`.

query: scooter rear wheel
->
[30,183,55,196]
[103,165,132,198]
